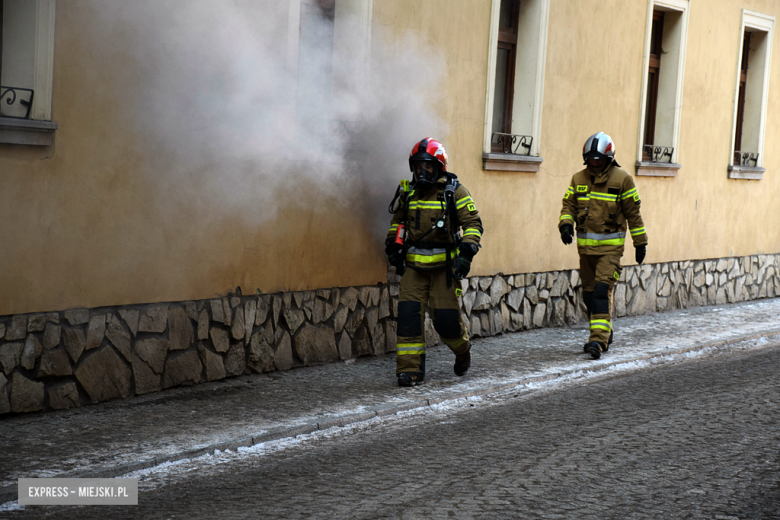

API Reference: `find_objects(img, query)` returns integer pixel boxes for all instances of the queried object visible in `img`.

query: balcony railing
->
[491,132,533,156]
[643,145,674,163]
[733,151,759,167]
[0,86,34,119]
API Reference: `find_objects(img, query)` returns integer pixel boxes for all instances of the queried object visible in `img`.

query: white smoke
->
[87,0,448,241]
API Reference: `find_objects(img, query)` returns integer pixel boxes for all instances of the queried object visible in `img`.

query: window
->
[642,11,664,162]
[491,0,519,151]
[483,0,550,172]
[287,0,371,147]
[636,0,690,177]
[729,10,774,180]
[296,0,336,125]
[0,0,57,145]
[733,31,751,159]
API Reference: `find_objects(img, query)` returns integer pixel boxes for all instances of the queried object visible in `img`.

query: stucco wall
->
[1,0,779,317]
[433,0,780,279]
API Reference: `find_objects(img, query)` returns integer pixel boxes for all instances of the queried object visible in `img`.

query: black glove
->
[385,237,405,271]
[453,256,471,280]
[560,224,574,245]
[384,237,400,256]
[635,245,647,265]
[453,243,478,280]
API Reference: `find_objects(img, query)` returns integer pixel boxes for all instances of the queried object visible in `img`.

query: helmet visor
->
[412,161,439,185]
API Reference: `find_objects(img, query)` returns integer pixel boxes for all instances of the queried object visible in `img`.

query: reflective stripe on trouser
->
[396,267,470,374]
[579,254,622,345]
[589,314,612,346]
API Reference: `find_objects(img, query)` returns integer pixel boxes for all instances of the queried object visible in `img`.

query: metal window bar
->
[643,145,674,163]
[733,151,759,167]
[492,132,533,156]
[0,86,34,119]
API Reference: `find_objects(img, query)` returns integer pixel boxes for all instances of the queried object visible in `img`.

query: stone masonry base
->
[1,253,778,415]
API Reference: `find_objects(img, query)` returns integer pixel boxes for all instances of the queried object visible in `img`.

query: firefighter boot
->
[454,349,471,376]
[590,331,612,352]
[398,355,425,387]
[582,331,611,352]
[397,373,424,387]
[584,341,604,360]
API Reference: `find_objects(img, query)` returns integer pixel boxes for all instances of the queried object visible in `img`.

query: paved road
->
[4,298,780,500]
[9,344,780,519]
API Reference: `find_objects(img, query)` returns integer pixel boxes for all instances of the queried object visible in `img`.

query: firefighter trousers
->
[579,254,622,347]
[396,267,470,375]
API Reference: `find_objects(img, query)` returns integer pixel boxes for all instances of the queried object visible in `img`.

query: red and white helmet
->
[409,137,448,173]
[582,132,616,165]
[408,138,448,187]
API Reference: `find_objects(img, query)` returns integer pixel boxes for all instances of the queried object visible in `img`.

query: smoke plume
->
[89,0,449,241]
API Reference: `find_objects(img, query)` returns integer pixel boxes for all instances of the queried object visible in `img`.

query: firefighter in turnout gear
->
[559,132,648,359]
[386,138,484,386]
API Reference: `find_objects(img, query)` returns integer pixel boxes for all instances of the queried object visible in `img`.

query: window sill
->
[727,165,764,180]
[0,118,58,146]
[482,153,542,172]
[635,161,680,177]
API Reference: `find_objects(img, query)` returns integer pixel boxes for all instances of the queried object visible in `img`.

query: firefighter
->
[559,132,648,359]
[385,138,484,386]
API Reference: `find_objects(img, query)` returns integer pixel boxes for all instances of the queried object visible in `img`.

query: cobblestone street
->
[9,344,780,519]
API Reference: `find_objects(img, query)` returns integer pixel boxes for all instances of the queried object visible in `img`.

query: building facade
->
[0,0,778,413]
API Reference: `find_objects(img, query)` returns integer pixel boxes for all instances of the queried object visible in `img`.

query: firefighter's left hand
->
[453,256,472,280]
[635,245,647,265]
[385,237,402,257]
[560,224,574,245]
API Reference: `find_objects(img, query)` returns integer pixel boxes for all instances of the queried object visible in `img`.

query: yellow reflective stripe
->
[560,214,574,222]
[463,228,481,237]
[443,337,467,349]
[621,188,638,200]
[389,224,399,232]
[590,319,611,331]
[630,227,646,236]
[456,196,474,209]
[408,201,444,209]
[589,192,618,202]
[577,237,626,246]
[566,187,575,193]
[406,251,457,264]
[578,195,591,201]
[396,343,426,355]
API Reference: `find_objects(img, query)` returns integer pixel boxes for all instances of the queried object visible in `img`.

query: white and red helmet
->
[409,137,448,186]
[582,132,617,165]
[409,138,447,171]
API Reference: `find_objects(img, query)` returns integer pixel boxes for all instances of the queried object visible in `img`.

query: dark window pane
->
[644,71,656,148]
[650,14,664,56]
[492,48,510,136]
[499,0,514,29]
[741,31,751,74]
[734,31,750,154]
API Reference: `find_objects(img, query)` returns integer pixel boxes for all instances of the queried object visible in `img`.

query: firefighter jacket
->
[388,174,483,270]
[558,164,648,256]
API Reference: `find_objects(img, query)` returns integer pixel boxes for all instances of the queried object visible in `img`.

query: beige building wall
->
[398,0,780,277]
[1,0,779,316]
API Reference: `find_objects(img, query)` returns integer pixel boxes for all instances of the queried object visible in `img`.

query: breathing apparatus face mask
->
[412,161,439,187]
[584,154,610,172]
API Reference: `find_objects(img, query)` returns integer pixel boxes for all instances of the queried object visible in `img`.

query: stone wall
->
[1,253,778,415]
